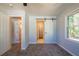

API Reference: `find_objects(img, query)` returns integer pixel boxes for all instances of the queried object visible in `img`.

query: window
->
[67,13,79,40]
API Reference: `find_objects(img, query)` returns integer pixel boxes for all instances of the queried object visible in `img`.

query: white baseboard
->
[21,44,29,50]
[57,44,76,56]
[29,42,36,44]
[12,41,20,44]
[21,48,26,50]
[29,42,57,44]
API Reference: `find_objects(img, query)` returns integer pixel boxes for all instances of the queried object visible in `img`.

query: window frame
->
[65,8,79,41]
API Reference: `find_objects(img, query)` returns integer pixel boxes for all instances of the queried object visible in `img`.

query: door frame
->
[9,16,22,49]
[36,18,45,44]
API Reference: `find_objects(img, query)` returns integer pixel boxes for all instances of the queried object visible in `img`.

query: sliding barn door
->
[45,20,56,43]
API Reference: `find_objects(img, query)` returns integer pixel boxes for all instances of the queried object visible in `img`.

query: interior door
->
[11,17,22,50]
[36,19,44,44]
[45,20,56,43]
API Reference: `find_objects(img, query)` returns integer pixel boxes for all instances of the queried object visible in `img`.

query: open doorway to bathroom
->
[36,18,44,44]
[9,17,22,53]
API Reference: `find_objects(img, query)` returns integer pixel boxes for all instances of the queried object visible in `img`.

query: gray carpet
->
[2,44,72,56]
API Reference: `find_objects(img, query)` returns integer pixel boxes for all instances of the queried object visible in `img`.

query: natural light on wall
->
[67,13,79,41]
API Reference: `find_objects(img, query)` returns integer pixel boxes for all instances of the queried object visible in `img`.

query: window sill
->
[66,37,79,44]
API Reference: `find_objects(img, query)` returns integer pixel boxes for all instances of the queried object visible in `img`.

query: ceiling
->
[0,3,63,16]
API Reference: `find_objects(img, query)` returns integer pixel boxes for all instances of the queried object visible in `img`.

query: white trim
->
[30,16,56,19]
[29,41,57,44]
[21,45,29,50]
[21,48,26,50]
[12,41,20,44]
[57,44,76,56]
[66,38,79,44]
[65,15,68,39]
[29,42,36,44]
[21,44,29,50]
[65,8,79,16]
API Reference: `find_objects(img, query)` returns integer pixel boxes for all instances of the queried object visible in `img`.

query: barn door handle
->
[45,32,47,34]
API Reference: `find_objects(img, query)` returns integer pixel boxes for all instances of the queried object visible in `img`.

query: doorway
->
[9,17,22,52]
[36,18,44,44]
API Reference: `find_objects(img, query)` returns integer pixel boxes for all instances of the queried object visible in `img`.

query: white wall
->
[0,12,11,55]
[29,16,36,44]
[25,15,29,48]
[57,4,79,55]
[29,16,56,44]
